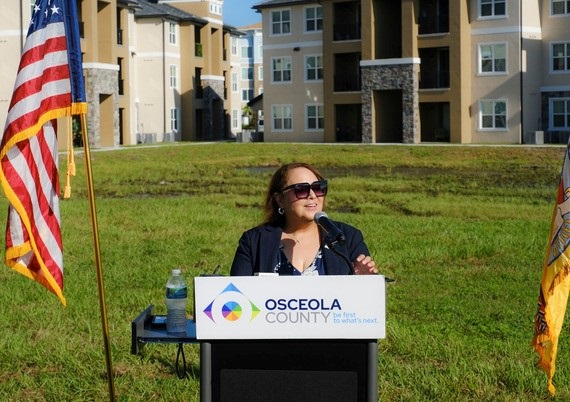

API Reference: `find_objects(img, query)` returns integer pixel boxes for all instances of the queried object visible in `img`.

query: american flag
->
[0,0,86,305]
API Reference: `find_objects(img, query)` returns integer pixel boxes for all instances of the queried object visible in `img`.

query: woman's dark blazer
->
[230,221,370,276]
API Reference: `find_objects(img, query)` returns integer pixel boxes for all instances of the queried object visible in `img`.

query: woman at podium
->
[230,162,378,276]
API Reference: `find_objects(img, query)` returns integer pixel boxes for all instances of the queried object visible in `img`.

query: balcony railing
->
[333,23,361,41]
[419,71,450,89]
[418,15,449,35]
[334,74,360,91]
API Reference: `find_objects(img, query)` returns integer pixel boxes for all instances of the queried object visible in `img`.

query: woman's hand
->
[353,254,378,275]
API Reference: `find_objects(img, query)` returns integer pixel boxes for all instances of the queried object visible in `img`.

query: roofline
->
[253,0,319,11]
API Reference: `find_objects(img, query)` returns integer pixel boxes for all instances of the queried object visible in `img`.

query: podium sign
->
[194,275,385,340]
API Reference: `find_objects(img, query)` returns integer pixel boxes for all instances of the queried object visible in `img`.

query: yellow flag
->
[533,142,570,396]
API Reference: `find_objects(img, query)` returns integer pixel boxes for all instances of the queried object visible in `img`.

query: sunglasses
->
[281,180,328,199]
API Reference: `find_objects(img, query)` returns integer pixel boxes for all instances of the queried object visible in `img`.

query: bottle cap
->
[172,268,181,275]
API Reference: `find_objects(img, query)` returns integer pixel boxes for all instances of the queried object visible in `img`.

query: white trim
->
[136,52,181,59]
[478,98,508,131]
[203,17,224,25]
[360,58,421,67]
[270,9,292,37]
[305,103,324,131]
[83,62,120,71]
[263,41,322,51]
[477,41,508,75]
[270,56,293,84]
[201,75,225,81]
[303,5,323,34]
[549,97,570,130]
[271,104,293,132]
[304,54,323,82]
[471,26,542,36]
[541,85,570,92]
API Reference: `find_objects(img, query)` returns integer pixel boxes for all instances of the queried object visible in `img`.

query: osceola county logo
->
[203,283,260,323]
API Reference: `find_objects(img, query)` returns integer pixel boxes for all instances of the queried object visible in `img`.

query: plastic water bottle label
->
[166,286,187,299]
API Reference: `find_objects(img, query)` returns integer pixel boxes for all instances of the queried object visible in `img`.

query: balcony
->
[418,0,449,35]
[333,1,361,41]
[418,15,449,35]
[334,53,361,91]
[333,23,361,41]
[419,48,450,89]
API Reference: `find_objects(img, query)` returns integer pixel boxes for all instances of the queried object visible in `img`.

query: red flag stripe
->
[9,63,71,114]
[17,22,66,69]
[7,127,62,251]
[3,124,63,287]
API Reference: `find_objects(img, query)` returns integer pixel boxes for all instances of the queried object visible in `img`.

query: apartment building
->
[255,0,570,144]
[1,0,241,148]
[255,0,325,142]
[228,23,263,137]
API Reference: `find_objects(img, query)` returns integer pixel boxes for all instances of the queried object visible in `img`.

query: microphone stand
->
[325,235,355,275]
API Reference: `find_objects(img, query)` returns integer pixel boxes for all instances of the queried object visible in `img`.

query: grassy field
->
[0,142,568,401]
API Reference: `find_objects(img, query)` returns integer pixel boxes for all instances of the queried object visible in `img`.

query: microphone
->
[314,211,346,246]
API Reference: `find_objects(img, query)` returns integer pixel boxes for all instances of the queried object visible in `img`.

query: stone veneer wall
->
[83,67,119,148]
[361,62,419,143]
[202,78,226,140]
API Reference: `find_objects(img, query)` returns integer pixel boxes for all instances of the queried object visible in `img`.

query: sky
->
[224,0,262,28]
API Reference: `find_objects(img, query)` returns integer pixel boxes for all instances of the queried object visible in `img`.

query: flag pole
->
[79,115,116,401]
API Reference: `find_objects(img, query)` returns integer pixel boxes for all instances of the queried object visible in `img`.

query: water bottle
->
[165,268,187,335]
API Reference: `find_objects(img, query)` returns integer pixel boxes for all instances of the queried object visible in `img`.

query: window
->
[271,10,291,35]
[480,0,506,17]
[272,57,292,83]
[479,43,506,74]
[552,0,570,15]
[242,67,253,80]
[242,89,254,101]
[210,3,222,15]
[259,66,264,80]
[169,65,178,88]
[231,37,237,55]
[232,109,239,129]
[305,55,323,81]
[169,22,177,45]
[272,105,293,131]
[306,104,324,130]
[552,42,570,71]
[241,46,253,58]
[479,100,507,130]
[551,98,570,129]
[305,6,323,32]
[232,73,238,92]
[170,108,179,132]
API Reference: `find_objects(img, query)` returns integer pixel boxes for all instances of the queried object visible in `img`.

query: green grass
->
[0,142,567,400]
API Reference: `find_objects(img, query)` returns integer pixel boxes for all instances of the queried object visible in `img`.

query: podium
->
[194,275,386,402]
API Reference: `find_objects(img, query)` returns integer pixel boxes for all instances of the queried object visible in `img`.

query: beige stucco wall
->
[261,2,324,142]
